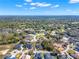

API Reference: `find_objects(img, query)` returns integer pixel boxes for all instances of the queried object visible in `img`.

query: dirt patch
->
[0,44,15,59]
[0,55,4,59]
[0,49,9,55]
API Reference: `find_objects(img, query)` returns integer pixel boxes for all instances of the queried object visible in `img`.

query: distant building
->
[61,36,69,42]
[50,31,56,36]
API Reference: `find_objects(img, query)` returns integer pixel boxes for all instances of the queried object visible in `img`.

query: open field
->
[0,44,15,59]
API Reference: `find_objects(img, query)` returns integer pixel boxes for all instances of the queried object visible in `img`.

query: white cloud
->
[51,5,59,8]
[54,5,59,8]
[66,9,72,12]
[24,3,27,5]
[16,4,22,7]
[30,7,36,9]
[30,2,51,7]
[65,9,79,14]
[72,10,79,13]
[69,0,79,3]
[25,0,32,2]
[72,11,78,13]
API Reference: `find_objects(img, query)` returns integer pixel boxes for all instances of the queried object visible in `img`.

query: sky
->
[0,0,79,15]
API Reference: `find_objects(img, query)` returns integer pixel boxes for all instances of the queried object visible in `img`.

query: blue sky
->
[0,0,79,15]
